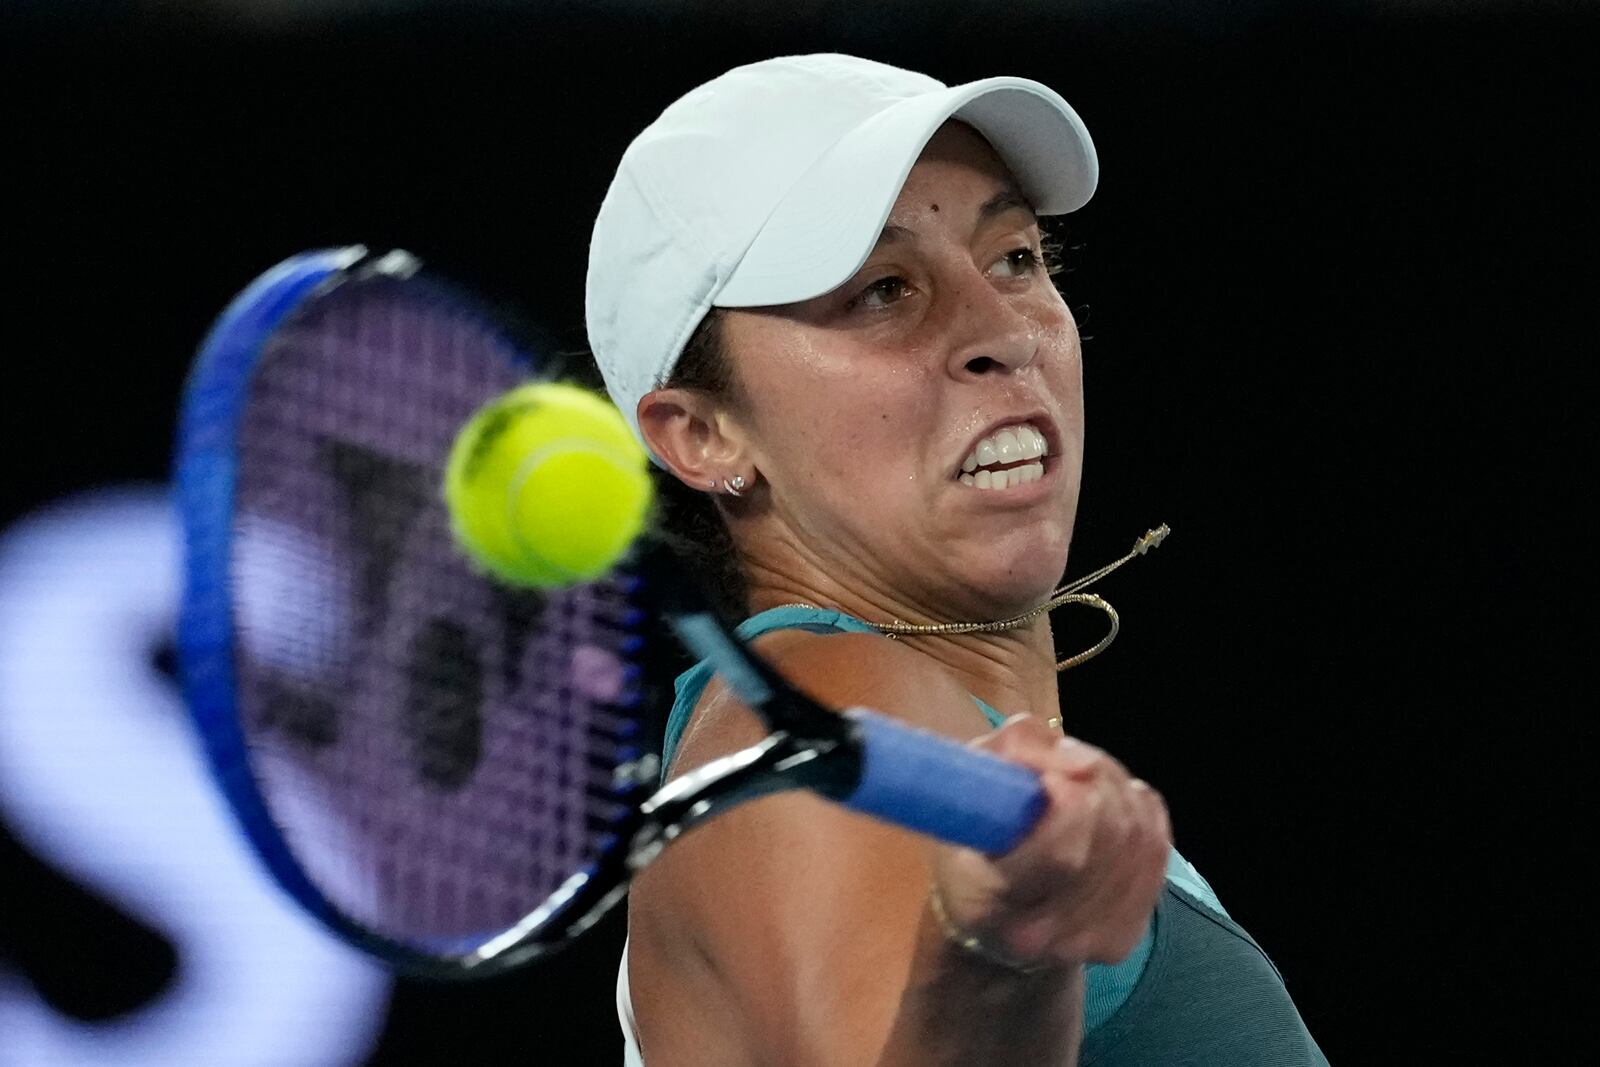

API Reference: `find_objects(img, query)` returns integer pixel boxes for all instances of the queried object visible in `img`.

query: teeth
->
[995,429,1022,464]
[961,461,1044,491]
[958,422,1049,476]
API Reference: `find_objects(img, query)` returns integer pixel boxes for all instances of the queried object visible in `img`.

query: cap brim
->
[714,76,1097,309]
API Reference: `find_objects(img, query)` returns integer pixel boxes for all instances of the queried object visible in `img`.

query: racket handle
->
[842,709,1046,855]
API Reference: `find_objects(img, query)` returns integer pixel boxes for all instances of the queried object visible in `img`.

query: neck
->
[742,546,1064,724]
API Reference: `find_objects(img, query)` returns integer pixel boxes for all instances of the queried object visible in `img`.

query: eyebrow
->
[873,182,1039,247]
[978,184,1038,225]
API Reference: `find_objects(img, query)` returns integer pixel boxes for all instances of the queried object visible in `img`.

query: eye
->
[993,246,1046,278]
[848,274,915,310]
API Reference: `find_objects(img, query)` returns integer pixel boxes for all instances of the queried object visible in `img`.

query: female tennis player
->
[587,54,1327,1065]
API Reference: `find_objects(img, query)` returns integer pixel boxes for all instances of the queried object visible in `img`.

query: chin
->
[951,524,1074,618]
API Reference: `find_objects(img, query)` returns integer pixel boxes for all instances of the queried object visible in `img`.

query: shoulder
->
[669,627,989,782]
[631,627,979,1064]
[760,628,984,729]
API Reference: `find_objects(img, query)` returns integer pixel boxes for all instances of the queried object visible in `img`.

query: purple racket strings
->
[228,275,644,950]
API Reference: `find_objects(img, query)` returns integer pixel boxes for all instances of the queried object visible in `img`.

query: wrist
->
[926,880,1066,978]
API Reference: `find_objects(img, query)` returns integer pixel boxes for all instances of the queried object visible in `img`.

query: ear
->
[636,387,752,492]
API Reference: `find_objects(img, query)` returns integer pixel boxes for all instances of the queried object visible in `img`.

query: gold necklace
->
[774,524,1169,673]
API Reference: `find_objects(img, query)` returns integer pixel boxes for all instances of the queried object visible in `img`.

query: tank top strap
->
[661,607,873,777]
[661,606,1010,776]
[734,604,881,639]
[739,606,1007,728]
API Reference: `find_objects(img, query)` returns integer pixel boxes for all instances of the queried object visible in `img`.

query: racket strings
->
[228,277,645,949]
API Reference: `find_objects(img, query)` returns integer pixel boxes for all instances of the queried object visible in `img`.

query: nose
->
[943,262,1039,381]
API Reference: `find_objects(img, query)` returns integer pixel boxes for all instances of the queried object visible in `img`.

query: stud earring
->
[723,474,747,497]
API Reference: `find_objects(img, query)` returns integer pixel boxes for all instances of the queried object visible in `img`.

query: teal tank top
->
[660,605,1233,1036]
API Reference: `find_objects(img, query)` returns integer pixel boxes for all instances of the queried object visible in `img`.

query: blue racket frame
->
[176,247,370,942]
[174,247,623,973]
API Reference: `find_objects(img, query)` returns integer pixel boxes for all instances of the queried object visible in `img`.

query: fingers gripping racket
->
[175,247,1046,977]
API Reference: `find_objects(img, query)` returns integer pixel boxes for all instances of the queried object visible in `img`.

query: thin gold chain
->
[773,524,1169,673]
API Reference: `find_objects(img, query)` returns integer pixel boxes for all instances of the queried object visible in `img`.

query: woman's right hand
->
[930,714,1172,973]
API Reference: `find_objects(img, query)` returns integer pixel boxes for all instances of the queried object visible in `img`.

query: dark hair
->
[650,309,752,620]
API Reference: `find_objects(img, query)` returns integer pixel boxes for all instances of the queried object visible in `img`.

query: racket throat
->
[627,730,859,871]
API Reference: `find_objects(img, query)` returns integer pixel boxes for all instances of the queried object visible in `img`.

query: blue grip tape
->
[841,709,1045,854]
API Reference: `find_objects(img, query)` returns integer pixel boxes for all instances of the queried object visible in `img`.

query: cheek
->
[761,391,943,535]
[1041,319,1085,412]
[1037,307,1082,367]
[748,336,939,475]
[792,384,936,484]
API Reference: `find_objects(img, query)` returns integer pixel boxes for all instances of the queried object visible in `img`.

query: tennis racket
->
[175,246,1048,977]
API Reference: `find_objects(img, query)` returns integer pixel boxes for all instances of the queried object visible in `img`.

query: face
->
[721,122,1085,617]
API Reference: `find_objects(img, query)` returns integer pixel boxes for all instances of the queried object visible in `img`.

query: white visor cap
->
[585,53,1098,448]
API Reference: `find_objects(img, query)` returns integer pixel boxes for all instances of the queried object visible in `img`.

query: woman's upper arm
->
[628,632,991,1067]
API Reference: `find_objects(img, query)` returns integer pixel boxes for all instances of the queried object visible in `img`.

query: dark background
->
[3,1,1593,1063]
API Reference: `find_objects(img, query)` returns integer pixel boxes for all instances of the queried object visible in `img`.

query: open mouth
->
[956,422,1049,491]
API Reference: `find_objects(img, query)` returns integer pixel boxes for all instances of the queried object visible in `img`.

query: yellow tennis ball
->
[443,381,652,588]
